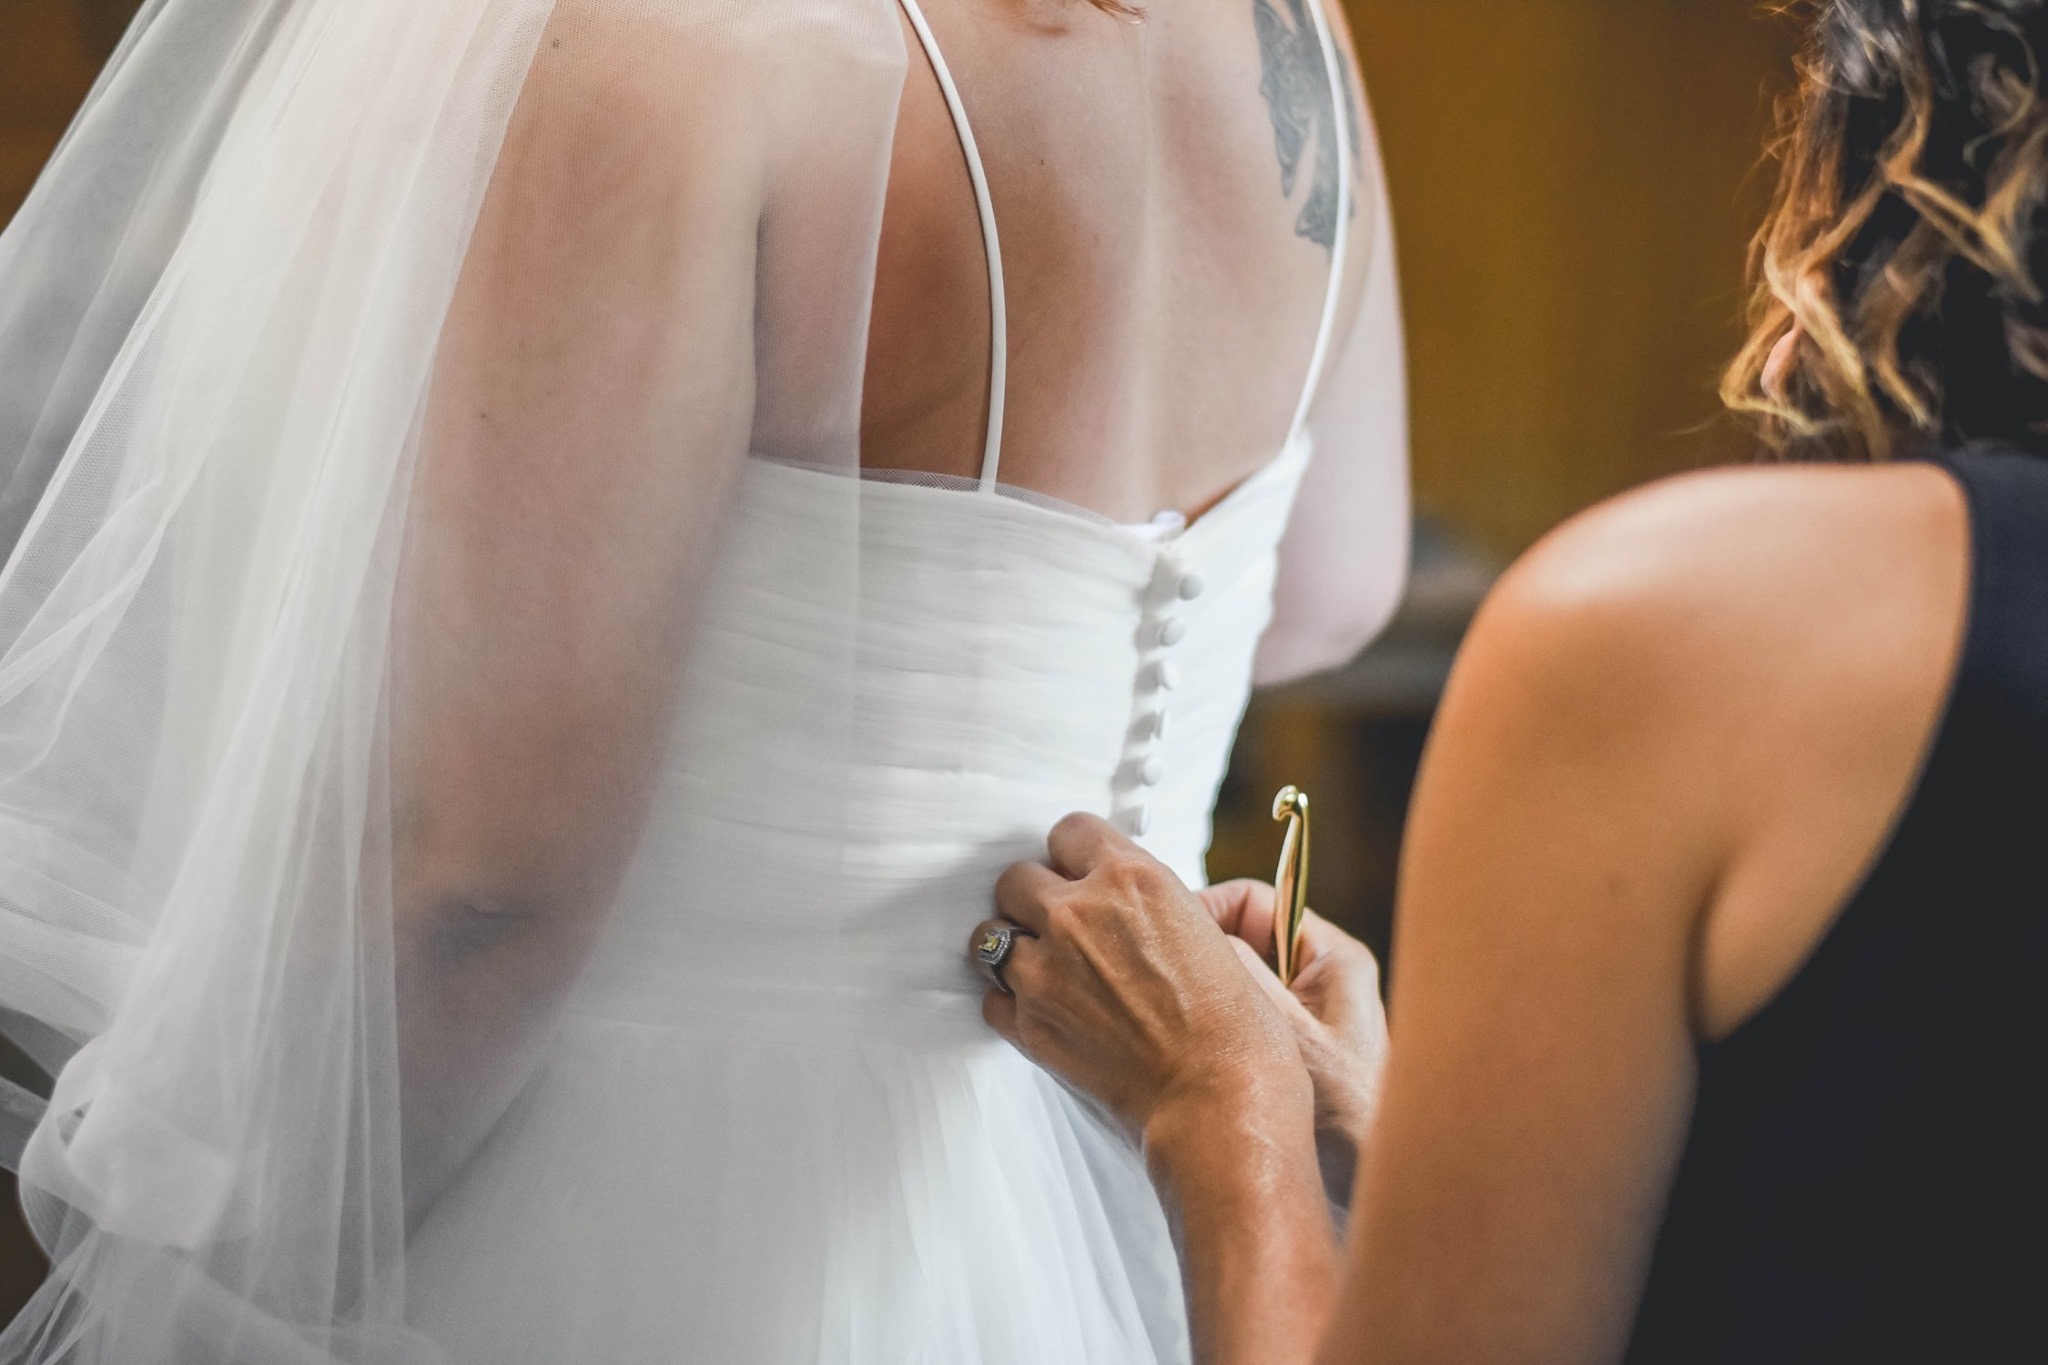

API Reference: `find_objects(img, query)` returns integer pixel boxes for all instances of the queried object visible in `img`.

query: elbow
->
[395,827,625,970]
[1254,552,1410,687]
[408,891,562,965]
[391,761,652,964]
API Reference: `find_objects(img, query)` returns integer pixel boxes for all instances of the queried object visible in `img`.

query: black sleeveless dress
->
[1623,445,2048,1363]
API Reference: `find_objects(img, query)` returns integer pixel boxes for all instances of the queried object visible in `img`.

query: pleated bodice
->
[571,437,1310,1043]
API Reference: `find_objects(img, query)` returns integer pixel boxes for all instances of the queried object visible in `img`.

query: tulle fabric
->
[0,0,1407,1356]
[0,0,893,1358]
[405,1025,1179,1364]
[394,437,1311,1362]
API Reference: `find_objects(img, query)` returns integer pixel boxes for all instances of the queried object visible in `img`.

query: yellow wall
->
[1351,0,1798,553]
[0,1,127,220]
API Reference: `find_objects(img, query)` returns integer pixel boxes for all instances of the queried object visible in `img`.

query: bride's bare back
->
[867,0,1390,525]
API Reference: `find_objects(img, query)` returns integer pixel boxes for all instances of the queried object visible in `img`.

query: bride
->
[0,0,1406,1360]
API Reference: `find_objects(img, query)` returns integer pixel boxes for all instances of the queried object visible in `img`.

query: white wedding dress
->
[0,0,1402,1356]
[402,4,1348,1361]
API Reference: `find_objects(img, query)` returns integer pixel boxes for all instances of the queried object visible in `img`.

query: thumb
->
[1199,880,1278,957]
[1291,910,1375,986]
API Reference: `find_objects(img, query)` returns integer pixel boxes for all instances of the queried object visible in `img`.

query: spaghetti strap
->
[1286,0,1351,445]
[895,0,1349,489]
[898,0,1009,494]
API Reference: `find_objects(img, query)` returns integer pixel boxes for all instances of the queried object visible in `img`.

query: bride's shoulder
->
[519,0,902,173]
[532,0,904,93]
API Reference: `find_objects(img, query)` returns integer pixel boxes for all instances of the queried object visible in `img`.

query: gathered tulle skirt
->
[391,439,1299,1365]
[403,1010,1190,1364]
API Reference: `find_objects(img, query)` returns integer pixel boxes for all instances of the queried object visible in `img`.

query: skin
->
[979,457,1971,1363]
[1199,888,1388,1205]
[869,0,1410,678]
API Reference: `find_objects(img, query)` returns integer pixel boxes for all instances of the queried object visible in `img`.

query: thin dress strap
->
[895,0,1349,490]
[898,0,1009,494]
[1287,0,1351,445]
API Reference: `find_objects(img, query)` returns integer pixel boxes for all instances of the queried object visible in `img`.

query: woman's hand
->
[1200,881,1389,1204]
[973,814,1311,1149]
[977,814,1342,1365]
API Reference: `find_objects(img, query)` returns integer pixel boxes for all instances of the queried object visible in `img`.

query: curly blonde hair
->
[1728,0,2048,459]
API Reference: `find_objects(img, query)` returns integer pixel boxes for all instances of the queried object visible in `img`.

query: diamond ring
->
[975,923,1027,992]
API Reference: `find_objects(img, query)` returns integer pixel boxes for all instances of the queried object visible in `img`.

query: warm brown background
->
[0,0,1798,1316]
[1355,0,1797,556]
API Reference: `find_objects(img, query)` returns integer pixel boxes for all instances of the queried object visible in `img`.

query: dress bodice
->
[566,0,1343,1045]
[570,437,1310,1042]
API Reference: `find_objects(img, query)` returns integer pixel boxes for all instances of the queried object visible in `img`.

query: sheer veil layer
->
[0,0,898,1358]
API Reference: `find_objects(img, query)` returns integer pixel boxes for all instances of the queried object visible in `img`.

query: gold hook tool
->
[1271,786,1310,986]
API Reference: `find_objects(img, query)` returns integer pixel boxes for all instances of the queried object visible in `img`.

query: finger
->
[981,987,1021,1045]
[969,918,1047,998]
[967,918,1019,971]
[1292,911,1380,991]
[993,861,1064,935]
[1288,909,1333,970]
[1198,880,1279,956]
[1044,811,1129,880]
[1003,924,1053,982]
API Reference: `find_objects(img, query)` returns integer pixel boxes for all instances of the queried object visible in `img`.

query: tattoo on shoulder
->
[1254,0,1361,252]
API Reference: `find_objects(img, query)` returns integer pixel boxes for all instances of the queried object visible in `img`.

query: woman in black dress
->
[970,1,2048,1361]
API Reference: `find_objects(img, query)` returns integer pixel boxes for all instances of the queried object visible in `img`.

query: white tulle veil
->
[0,0,894,1357]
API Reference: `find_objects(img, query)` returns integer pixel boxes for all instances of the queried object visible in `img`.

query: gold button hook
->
[1271,786,1310,987]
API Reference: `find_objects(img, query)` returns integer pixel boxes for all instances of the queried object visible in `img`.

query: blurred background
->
[0,0,1798,1314]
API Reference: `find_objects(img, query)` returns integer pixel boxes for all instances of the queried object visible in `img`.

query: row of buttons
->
[1117,556,1207,838]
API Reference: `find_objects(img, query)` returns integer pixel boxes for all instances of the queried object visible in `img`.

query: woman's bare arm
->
[1320,462,1965,1361]
[1317,496,1731,1362]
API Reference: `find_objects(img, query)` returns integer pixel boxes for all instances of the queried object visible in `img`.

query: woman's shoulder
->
[1451,459,1971,1037]
[1507,459,1960,611]
[1471,460,1966,704]
[1458,458,1970,779]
